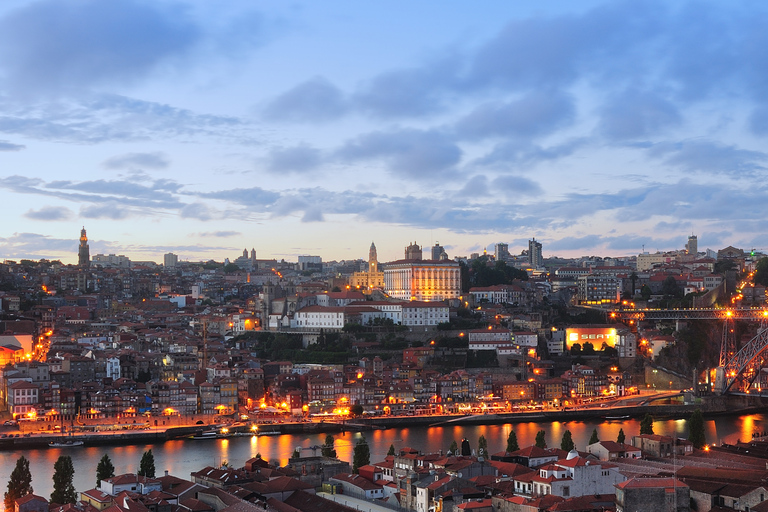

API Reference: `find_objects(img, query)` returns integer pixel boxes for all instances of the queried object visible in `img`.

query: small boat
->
[190,431,219,440]
[256,430,281,436]
[603,415,630,420]
[49,439,84,448]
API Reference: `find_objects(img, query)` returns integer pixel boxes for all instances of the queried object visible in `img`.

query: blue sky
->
[1,0,767,264]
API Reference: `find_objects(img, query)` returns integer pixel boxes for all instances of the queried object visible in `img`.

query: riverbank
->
[3,394,766,451]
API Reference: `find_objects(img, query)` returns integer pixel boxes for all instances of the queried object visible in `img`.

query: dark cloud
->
[455,91,575,141]
[0,232,77,259]
[455,175,489,197]
[265,144,323,173]
[301,208,324,223]
[262,77,347,123]
[0,140,24,151]
[103,152,169,169]
[0,0,200,93]
[647,140,767,176]
[353,56,460,118]
[491,175,542,195]
[23,206,73,221]
[337,129,462,179]
[598,89,681,140]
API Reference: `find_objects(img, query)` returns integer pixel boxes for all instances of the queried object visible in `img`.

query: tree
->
[661,276,682,298]
[535,430,547,449]
[138,449,156,478]
[589,429,599,445]
[352,436,370,473]
[617,428,626,445]
[640,284,652,300]
[387,444,396,456]
[448,440,459,454]
[755,258,768,287]
[5,456,33,510]
[50,455,76,504]
[640,413,655,435]
[96,453,115,487]
[478,435,488,457]
[322,435,337,458]
[688,408,706,449]
[630,271,638,296]
[506,430,519,453]
[561,430,574,451]
[350,404,364,417]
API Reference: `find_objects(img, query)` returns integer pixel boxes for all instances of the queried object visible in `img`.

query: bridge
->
[608,306,768,395]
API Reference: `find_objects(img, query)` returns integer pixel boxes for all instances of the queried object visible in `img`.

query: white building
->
[401,302,450,328]
[527,451,625,498]
[383,260,461,302]
[292,306,346,330]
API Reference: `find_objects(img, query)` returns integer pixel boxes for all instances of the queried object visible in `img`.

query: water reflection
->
[3,414,766,499]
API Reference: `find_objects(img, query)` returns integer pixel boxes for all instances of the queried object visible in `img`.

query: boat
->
[256,430,281,436]
[190,431,219,440]
[603,415,630,420]
[49,439,84,448]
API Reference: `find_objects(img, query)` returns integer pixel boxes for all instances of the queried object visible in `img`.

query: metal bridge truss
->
[614,308,768,321]
[720,327,768,394]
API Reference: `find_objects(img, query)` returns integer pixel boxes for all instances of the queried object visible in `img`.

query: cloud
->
[80,202,131,220]
[476,138,588,170]
[24,206,73,221]
[180,202,214,221]
[337,128,462,178]
[491,175,542,195]
[0,232,78,260]
[103,152,169,169]
[455,91,575,141]
[199,231,241,238]
[455,175,489,197]
[598,89,681,140]
[647,140,767,176]
[0,140,25,151]
[301,208,324,223]
[0,0,201,93]
[262,77,347,123]
[199,186,280,206]
[265,144,323,173]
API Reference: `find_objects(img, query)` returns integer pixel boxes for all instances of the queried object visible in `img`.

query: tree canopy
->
[470,257,528,288]
[589,429,599,445]
[688,408,706,449]
[353,436,370,473]
[561,430,574,451]
[96,454,115,487]
[322,435,337,458]
[138,450,156,478]
[506,430,519,453]
[640,413,655,435]
[617,428,626,445]
[51,455,76,505]
[5,456,33,511]
[535,430,547,448]
[478,435,488,457]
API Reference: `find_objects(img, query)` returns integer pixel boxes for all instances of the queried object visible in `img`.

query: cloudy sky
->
[1,0,767,264]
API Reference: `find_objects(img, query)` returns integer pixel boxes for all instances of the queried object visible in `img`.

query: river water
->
[2,414,765,500]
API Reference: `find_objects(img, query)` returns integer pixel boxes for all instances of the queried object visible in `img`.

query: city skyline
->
[1,1,767,263]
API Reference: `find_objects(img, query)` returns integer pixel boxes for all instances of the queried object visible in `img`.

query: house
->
[587,441,642,461]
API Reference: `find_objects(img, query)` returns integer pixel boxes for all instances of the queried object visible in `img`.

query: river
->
[2,414,766,499]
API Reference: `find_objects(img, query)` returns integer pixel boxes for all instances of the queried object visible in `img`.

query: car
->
[3,420,17,426]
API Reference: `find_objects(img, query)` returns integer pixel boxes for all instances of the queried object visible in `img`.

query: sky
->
[1,0,767,265]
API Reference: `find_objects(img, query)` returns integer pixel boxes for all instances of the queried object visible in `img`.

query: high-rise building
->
[78,227,90,268]
[528,238,543,268]
[495,243,510,262]
[164,253,178,269]
[405,241,423,260]
[686,235,698,256]
[350,242,385,290]
[431,243,446,261]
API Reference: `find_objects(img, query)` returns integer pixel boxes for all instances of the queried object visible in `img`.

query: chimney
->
[165,470,169,476]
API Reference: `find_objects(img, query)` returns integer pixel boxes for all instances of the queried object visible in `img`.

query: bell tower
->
[78,227,90,268]
[369,242,378,274]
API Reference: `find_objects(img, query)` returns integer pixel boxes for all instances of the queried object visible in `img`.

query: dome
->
[566,449,579,460]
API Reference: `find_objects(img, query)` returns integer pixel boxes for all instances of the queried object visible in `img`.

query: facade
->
[577,275,621,304]
[615,477,689,512]
[164,252,178,269]
[292,306,346,330]
[528,239,543,268]
[349,242,385,290]
[401,301,450,328]
[78,227,90,268]
[686,235,698,255]
[383,260,461,301]
[495,243,510,262]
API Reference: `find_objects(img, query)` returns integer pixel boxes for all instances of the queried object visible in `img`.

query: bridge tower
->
[715,312,736,394]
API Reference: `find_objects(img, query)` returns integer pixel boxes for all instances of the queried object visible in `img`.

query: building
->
[92,254,131,268]
[615,477,689,512]
[164,253,178,269]
[405,241,423,260]
[401,301,450,328]
[495,243,510,262]
[349,242,385,290]
[577,275,621,304]
[528,239,543,268]
[686,235,698,256]
[78,227,90,268]
[383,259,461,302]
[431,243,447,260]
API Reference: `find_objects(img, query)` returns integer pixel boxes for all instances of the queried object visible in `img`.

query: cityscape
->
[2,228,768,511]
[3,1,768,511]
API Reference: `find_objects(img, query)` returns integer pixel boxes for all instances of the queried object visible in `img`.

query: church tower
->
[369,242,378,274]
[78,227,90,268]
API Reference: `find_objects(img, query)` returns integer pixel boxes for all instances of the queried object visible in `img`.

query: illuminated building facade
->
[383,259,461,301]
[349,242,385,290]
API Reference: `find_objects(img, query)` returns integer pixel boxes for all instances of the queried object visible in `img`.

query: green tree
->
[350,404,364,417]
[322,435,337,458]
[617,428,626,445]
[754,258,768,287]
[506,430,519,453]
[630,272,638,296]
[561,430,575,451]
[4,456,33,510]
[387,444,396,456]
[96,453,115,487]
[352,436,370,473]
[50,455,76,504]
[661,276,681,298]
[138,449,156,478]
[448,440,459,454]
[478,435,488,457]
[535,430,547,449]
[640,413,655,435]
[640,284,652,300]
[688,408,706,449]
[589,429,599,445]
